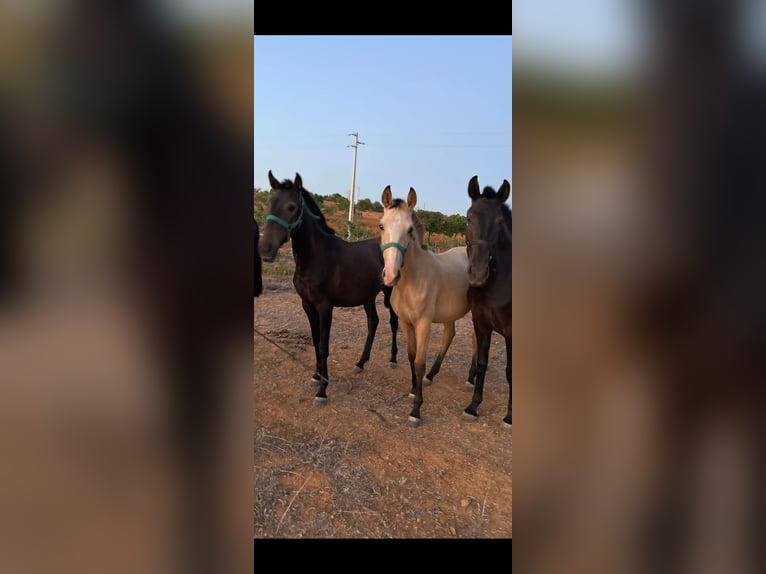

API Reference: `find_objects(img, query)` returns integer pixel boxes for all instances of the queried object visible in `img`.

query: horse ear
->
[498,179,510,202]
[295,173,303,190]
[407,188,417,209]
[381,186,392,208]
[468,175,480,200]
[268,170,280,190]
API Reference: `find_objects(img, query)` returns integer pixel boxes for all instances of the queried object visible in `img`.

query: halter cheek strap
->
[380,242,408,267]
[266,209,303,240]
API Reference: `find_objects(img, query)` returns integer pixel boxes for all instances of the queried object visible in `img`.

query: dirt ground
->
[253,270,512,539]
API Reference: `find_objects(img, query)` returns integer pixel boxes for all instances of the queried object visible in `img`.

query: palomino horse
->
[464,176,512,427]
[379,186,471,426]
[259,172,399,402]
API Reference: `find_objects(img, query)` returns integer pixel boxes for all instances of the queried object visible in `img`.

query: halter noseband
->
[380,242,408,267]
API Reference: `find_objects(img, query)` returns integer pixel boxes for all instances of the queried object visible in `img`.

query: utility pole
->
[347,132,365,239]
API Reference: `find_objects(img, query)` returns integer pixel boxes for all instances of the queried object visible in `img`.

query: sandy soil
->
[253,268,512,539]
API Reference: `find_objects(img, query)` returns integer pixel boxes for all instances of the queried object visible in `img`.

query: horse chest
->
[470,289,511,336]
[391,288,428,323]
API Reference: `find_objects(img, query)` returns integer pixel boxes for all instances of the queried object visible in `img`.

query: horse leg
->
[388,307,399,368]
[424,321,456,384]
[464,319,492,421]
[408,320,432,426]
[401,322,418,397]
[384,287,398,367]
[466,329,478,387]
[301,299,322,385]
[314,305,334,403]
[503,335,512,426]
[353,299,379,372]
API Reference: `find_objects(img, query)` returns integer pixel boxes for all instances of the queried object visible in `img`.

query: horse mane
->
[411,210,429,249]
[481,186,512,236]
[300,188,337,235]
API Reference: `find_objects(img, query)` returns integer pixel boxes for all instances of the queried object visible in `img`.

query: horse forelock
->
[476,187,511,230]
[389,198,406,209]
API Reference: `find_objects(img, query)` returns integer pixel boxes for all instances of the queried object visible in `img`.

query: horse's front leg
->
[408,320,432,426]
[464,318,492,421]
[383,286,398,367]
[301,299,322,385]
[466,329,478,387]
[388,307,399,368]
[401,322,417,397]
[353,299,379,372]
[314,305,334,403]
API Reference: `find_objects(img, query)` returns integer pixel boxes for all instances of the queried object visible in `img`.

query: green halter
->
[380,242,408,267]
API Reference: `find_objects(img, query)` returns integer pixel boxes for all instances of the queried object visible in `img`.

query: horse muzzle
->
[383,270,400,288]
[258,242,279,263]
[468,266,489,287]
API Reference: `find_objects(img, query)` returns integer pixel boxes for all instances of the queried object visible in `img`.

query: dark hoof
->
[389,362,398,369]
[423,377,433,386]
[314,396,328,405]
[502,417,512,428]
[462,409,478,421]
[407,416,421,427]
[352,366,363,374]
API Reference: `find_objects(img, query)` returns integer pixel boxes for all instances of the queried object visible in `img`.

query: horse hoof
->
[389,362,398,369]
[464,380,475,388]
[314,396,328,405]
[502,418,512,428]
[353,366,363,374]
[423,377,433,386]
[310,376,321,385]
[407,416,421,427]
[462,410,478,422]
[408,392,415,400]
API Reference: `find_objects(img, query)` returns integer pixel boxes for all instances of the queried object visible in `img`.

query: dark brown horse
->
[464,176,512,427]
[254,219,263,297]
[258,171,398,402]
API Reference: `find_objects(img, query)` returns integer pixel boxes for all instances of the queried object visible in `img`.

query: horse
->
[379,185,472,426]
[464,176,512,427]
[258,171,399,402]
[254,219,263,297]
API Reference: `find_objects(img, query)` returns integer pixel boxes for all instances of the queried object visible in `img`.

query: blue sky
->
[254,35,512,216]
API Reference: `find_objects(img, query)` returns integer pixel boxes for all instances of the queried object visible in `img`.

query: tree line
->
[254,188,467,238]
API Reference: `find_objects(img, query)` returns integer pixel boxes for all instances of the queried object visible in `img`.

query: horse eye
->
[408,226,413,234]
[466,239,471,247]
[287,204,297,213]
[378,224,383,230]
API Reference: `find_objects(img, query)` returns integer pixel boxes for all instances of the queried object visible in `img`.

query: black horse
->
[464,175,512,427]
[258,171,398,402]
[254,219,263,297]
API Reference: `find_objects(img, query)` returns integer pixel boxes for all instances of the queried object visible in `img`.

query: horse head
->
[259,171,305,262]
[466,175,511,287]
[379,185,418,287]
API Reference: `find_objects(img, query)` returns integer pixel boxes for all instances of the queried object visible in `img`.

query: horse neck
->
[491,228,512,280]
[398,240,430,282]
[290,210,331,267]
